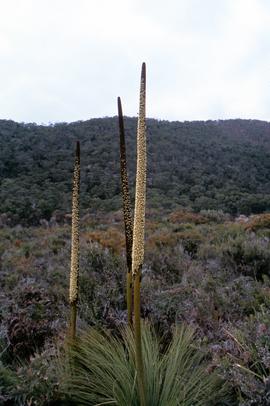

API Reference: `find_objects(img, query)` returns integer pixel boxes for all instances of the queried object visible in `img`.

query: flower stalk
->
[117,96,133,326]
[69,141,80,340]
[132,62,146,406]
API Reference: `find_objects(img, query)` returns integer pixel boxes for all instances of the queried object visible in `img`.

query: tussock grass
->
[61,323,230,405]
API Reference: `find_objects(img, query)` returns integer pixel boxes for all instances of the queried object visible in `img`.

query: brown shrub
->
[7,286,57,359]
[169,210,208,225]
[244,213,270,232]
[146,230,178,250]
[83,227,125,255]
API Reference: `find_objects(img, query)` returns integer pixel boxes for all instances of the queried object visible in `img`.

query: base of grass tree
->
[59,322,232,405]
[133,272,146,406]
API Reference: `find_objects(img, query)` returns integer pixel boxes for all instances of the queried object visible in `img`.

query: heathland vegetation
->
[1,210,270,404]
[1,65,270,405]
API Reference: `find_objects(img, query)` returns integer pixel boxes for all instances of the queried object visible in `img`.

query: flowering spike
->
[132,62,147,406]
[117,96,133,325]
[132,62,146,278]
[69,141,80,339]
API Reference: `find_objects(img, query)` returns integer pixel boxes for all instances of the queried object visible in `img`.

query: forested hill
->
[0,117,270,225]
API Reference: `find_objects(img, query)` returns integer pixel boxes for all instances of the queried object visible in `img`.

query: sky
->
[0,0,270,124]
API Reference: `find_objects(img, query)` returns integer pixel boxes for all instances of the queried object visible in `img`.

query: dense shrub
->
[221,234,270,279]
[79,242,126,327]
[244,213,270,232]
[169,209,208,225]
[0,344,63,405]
[200,209,231,223]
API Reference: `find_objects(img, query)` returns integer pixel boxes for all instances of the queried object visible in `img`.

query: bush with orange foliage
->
[244,213,270,232]
[169,210,208,225]
[83,227,125,255]
[146,230,178,250]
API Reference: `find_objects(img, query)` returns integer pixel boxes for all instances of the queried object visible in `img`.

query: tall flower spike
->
[132,62,146,406]
[117,97,133,326]
[132,63,146,279]
[69,141,80,340]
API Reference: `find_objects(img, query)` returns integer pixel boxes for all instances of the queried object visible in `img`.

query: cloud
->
[0,0,269,123]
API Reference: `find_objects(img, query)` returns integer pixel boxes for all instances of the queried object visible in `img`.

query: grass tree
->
[60,65,231,406]
[61,323,230,405]
[117,96,133,326]
[69,141,80,340]
[132,62,147,406]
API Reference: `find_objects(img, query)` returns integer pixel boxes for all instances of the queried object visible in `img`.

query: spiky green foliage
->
[69,141,81,339]
[60,323,230,405]
[117,96,133,326]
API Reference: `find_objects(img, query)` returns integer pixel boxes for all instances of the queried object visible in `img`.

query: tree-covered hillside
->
[0,117,270,225]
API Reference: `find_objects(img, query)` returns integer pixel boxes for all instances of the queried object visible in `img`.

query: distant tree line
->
[0,117,270,225]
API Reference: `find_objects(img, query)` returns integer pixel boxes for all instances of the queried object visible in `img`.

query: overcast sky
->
[0,0,270,123]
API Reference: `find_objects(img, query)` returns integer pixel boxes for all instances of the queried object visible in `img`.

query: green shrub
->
[222,235,270,279]
[79,243,125,326]
[0,348,63,405]
[200,209,231,223]
[0,361,19,404]
[216,305,270,405]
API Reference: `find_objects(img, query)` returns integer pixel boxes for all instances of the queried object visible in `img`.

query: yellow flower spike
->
[69,141,80,340]
[132,62,146,406]
[132,62,146,279]
[117,96,133,326]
